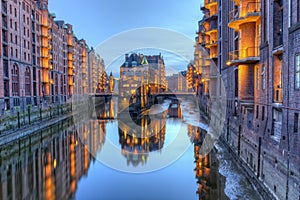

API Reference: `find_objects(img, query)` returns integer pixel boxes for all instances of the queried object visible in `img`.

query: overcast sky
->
[48,0,203,76]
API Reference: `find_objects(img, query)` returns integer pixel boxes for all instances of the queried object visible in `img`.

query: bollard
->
[40,108,42,121]
[17,111,20,128]
[28,106,31,124]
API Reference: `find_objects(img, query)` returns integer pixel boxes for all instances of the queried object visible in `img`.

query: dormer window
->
[132,61,137,67]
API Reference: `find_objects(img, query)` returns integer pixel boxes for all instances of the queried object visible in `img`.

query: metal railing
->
[2,33,7,43]
[229,1,261,22]
[228,47,260,61]
[204,0,217,5]
[2,4,7,15]
[2,19,7,29]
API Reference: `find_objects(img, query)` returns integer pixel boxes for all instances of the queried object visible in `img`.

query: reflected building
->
[118,115,166,167]
[0,117,109,200]
[187,125,228,200]
[95,96,116,120]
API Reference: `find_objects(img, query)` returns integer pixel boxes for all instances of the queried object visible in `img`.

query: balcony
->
[205,40,218,48]
[2,18,7,30]
[2,47,8,58]
[205,27,218,36]
[2,32,8,45]
[203,12,218,22]
[228,2,261,30]
[273,88,283,104]
[68,68,74,76]
[210,53,218,59]
[227,47,260,65]
[3,61,8,78]
[204,0,217,9]
[2,4,7,16]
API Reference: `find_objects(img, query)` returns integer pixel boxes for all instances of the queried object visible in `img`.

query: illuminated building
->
[194,0,300,199]
[119,53,166,111]
[88,48,105,94]
[166,71,187,92]
[0,0,105,112]
[186,63,201,93]
[109,72,115,93]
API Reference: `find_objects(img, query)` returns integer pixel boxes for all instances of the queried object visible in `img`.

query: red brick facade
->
[195,0,300,199]
[0,0,106,113]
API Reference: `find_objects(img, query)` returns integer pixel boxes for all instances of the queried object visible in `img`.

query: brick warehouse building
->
[0,0,107,113]
[195,0,300,199]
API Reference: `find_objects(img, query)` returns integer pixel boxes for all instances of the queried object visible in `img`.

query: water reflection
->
[0,98,234,200]
[188,125,228,200]
[118,115,166,166]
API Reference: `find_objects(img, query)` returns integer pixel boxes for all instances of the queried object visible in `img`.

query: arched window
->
[55,74,58,95]
[60,75,64,95]
[25,67,31,96]
[12,64,19,96]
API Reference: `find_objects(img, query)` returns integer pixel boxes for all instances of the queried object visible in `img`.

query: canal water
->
[0,98,262,200]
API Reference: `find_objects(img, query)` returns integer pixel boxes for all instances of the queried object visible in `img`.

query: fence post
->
[50,106,52,118]
[40,108,42,121]
[28,105,31,125]
[17,111,20,128]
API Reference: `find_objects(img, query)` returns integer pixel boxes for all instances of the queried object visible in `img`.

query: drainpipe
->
[285,27,290,200]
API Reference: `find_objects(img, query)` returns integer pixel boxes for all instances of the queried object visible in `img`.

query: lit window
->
[256,67,259,90]
[295,54,300,89]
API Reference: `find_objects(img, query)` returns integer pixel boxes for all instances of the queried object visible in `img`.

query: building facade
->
[119,53,167,111]
[0,0,107,114]
[195,0,300,199]
[166,71,188,93]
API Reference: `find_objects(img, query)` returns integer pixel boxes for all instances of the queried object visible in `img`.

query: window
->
[14,8,17,17]
[256,105,259,119]
[298,0,300,22]
[25,68,31,96]
[295,54,300,89]
[261,65,266,90]
[294,113,299,133]
[256,66,259,89]
[12,65,19,96]
[55,74,59,95]
[15,22,17,31]
[262,106,265,121]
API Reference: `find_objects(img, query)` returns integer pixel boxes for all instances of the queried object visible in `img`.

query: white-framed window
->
[261,65,265,90]
[295,54,300,89]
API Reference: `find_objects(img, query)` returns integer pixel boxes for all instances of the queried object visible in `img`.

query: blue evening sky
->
[48,0,203,48]
[48,0,204,76]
